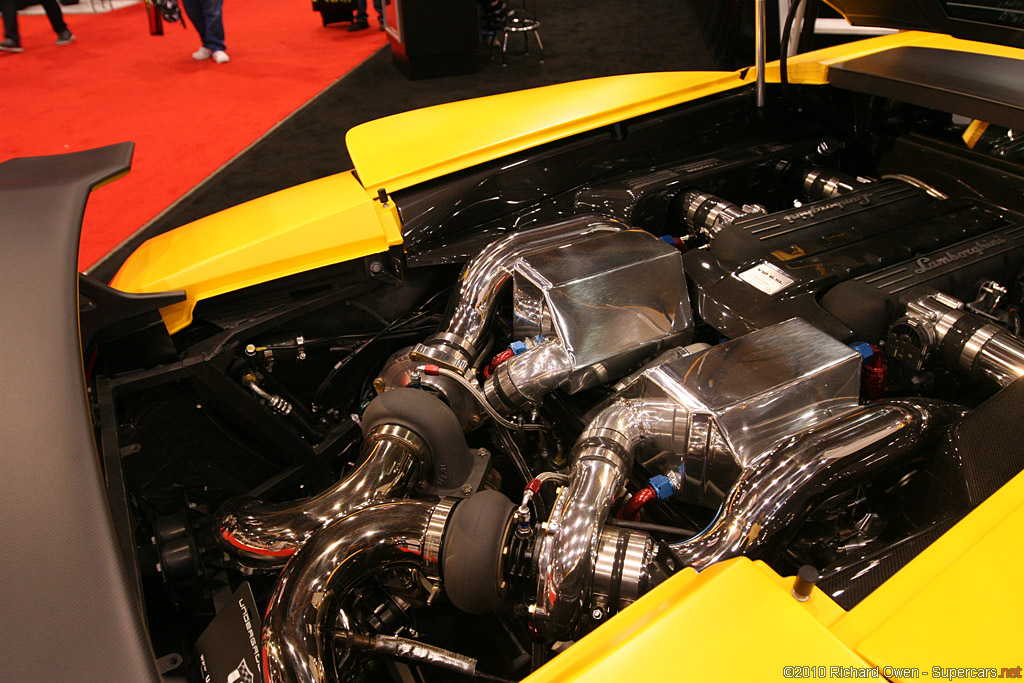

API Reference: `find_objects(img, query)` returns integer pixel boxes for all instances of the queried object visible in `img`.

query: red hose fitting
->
[618,486,657,521]
[483,348,516,378]
[525,478,542,495]
[863,344,888,401]
[422,364,441,376]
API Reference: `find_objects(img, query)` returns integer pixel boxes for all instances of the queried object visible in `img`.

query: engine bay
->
[88,86,1024,682]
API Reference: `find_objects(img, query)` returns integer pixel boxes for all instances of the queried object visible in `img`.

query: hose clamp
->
[423,498,458,580]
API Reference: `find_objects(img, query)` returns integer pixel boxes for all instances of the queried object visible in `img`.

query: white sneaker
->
[212,50,230,64]
[192,46,212,60]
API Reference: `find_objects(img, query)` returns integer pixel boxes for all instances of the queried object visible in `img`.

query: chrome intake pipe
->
[216,430,425,567]
[483,338,575,415]
[411,215,625,373]
[895,291,1024,388]
[669,399,962,570]
[262,500,449,683]
[216,388,473,568]
[533,399,686,639]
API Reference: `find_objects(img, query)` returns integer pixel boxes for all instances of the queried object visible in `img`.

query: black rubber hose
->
[780,0,806,94]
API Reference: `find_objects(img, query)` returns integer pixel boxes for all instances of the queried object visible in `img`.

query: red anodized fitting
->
[617,485,657,521]
[483,348,516,378]
[863,343,888,401]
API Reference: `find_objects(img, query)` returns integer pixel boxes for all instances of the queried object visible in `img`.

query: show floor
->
[89,0,719,278]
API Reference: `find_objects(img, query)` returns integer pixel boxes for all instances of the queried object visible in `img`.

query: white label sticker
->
[737,262,795,295]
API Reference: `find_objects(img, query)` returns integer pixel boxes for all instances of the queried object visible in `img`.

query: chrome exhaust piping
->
[262,500,450,683]
[669,399,962,570]
[411,215,625,373]
[532,399,686,639]
[216,388,473,568]
[216,431,425,567]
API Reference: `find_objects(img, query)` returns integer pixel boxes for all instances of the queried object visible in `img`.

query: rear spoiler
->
[0,143,162,681]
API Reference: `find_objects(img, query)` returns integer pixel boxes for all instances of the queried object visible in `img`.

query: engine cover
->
[684,180,1021,342]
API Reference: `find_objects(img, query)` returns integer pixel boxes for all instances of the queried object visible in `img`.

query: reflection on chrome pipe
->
[801,166,871,199]
[216,427,426,568]
[483,338,575,415]
[533,399,685,639]
[894,291,1024,388]
[680,189,746,240]
[669,399,960,570]
[411,216,625,373]
[262,500,443,683]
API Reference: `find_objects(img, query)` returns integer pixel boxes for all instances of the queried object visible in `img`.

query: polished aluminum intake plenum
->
[411,216,625,373]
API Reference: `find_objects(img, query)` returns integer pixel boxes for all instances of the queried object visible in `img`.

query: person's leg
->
[354,0,367,23]
[39,0,68,35]
[372,0,383,26]
[199,0,224,52]
[1,0,20,43]
[180,0,208,48]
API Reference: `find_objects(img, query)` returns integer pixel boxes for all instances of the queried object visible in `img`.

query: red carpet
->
[0,0,386,269]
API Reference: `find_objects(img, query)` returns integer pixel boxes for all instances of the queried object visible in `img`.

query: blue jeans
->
[355,0,382,24]
[181,0,225,52]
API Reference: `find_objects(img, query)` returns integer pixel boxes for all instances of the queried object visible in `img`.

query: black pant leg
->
[40,0,68,34]
[1,0,19,41]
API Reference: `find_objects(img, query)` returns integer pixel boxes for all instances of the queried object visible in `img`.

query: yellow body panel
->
[112,32,1024,337]
[835,469,1024,678]
[526,470,1024,682]
[111,171,397,334]
[523,559,869,683]
[344,71,747,193]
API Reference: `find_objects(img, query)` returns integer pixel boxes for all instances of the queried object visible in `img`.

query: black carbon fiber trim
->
[819,518,960,610]
[821,376,1024,609]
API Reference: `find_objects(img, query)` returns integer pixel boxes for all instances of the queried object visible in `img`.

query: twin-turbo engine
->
[214,173,1024,682]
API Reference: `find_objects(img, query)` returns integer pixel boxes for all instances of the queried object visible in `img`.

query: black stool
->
[501,0,543,65]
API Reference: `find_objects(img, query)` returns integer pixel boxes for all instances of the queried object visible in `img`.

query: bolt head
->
[591,608,604,620]
[460,484,473,495]
[369,261,384,274]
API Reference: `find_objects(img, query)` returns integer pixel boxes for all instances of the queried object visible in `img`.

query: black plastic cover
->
[831,47,1024,131]
[823,221,1024,341]
[685,181,1009,341]
[0,144,161,681]
[826,1,1024,50]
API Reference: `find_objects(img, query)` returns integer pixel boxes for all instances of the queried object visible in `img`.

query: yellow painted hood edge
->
[111,171,400,334]
[345,70,748,194]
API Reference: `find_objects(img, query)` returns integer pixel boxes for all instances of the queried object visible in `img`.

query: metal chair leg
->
[534,30,544,62]
[502,29,509,66]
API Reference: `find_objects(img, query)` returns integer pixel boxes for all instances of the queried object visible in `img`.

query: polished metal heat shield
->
[621,317,862,506]
[412,215,625,373]
[510,229,692,393]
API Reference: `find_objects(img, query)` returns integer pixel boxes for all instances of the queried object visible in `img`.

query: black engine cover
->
[684,180,1022,342]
